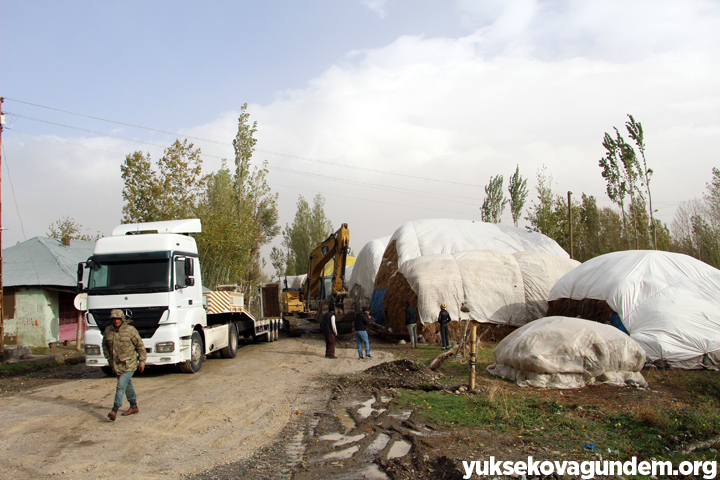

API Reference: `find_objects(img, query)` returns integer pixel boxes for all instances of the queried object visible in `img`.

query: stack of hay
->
[382,250,579,344]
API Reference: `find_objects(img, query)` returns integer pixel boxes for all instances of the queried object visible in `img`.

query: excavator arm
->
[304,223,350,301]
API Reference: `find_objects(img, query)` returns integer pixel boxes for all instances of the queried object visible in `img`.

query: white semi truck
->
[79,219,282,374]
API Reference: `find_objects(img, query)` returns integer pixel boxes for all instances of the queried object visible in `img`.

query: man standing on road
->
[438,304,451,350]
[355,307,372,359]
[321,304,337,359]
[102,309,146,421]
[405,301,418,349]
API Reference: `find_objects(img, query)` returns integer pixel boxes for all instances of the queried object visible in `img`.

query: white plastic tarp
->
[399,250,579,326]
[388,219,569,268]
[514,251,581,319]
[548,250,720,366]
[348,236,391,301]
[488,316,648,389]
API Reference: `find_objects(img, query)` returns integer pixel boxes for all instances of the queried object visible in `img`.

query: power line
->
[5,98,483,187]
[7,129,483,207]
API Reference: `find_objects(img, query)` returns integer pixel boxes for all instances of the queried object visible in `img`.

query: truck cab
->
[80,219,209,372]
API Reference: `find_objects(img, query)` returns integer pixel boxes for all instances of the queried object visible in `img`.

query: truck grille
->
[90,307,168,339]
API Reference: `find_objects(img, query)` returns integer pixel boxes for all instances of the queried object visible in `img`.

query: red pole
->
[0,97,5,362]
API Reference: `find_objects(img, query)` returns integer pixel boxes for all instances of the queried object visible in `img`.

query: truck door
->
[173,256,197,327]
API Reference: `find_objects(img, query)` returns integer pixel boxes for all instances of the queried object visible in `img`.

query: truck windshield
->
[88,252,171,295]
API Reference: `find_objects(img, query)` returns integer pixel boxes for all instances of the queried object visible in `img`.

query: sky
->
[2,0,719,272]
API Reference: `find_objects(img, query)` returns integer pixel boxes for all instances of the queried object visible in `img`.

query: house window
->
[59,292,78,325]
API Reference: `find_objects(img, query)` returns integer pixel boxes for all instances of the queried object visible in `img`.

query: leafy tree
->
[119,104,279,294]
[269,246,287,279]
[195,164,253,289]
[480,174,507,224]
[704,167,720,232]
[600,129,631,249]
[47,216,102,242]
[282,194,333,276]
[121,140,206,223]
[231,104,280,291]
[120,151,161,223]
[525,166,562,239]
[507,165,528,228]
[626,115,656,249]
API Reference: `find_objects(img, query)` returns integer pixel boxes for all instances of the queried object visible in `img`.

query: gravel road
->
[0,335,392,480]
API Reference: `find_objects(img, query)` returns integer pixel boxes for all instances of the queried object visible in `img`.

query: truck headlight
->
[85,344,101,356]
[155,341,175,353]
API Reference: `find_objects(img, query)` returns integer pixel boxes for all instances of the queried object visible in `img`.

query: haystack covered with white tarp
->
[274,274,307,290]
[548,250,720,369]
[370,219,575,338]
[399,250,579,326]
[488,316,648,389]
[374,219,569,288]
[348,236,390,305]
[380,250,579,343]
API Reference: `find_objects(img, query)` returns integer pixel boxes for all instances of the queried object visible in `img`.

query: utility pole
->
[568,191,573,260]
[0,97,5,362]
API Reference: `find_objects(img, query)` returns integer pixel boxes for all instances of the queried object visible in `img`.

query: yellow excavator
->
[281,223,355,335]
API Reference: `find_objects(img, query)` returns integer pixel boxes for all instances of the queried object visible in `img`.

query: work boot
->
[122,405,139,416]
[108,410,117,421]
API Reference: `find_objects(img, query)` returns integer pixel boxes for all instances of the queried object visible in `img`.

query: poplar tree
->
[507,165,528,228]
[480,175,507,224]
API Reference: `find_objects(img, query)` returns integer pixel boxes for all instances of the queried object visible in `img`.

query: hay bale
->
[382,271,417,334]
[374,239,398,291]
[546,298,614,324]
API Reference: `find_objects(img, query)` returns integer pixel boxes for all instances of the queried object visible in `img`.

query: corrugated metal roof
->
[3,237,96,288]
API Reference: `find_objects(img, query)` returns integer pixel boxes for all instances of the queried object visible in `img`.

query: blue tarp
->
[610,312,629,335]
[371,289,386,326]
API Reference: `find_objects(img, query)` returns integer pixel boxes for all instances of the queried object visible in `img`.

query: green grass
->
[394,342,720,466]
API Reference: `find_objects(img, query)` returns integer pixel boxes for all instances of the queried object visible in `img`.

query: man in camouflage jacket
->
[103,309,147,421]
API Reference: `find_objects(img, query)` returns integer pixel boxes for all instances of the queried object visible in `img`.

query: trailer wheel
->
[273,320,279,341]
[101,366,114,376]
[220,324,238,358]
[179,331,204,373]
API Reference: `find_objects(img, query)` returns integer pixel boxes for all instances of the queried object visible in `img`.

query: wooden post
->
[469,324,477,390]
[76,311,83,352]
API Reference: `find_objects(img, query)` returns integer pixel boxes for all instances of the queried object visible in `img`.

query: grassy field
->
[388,341,720,466]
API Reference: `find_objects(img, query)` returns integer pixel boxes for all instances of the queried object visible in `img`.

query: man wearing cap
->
[102,309,147,421]
[438,304,451,350]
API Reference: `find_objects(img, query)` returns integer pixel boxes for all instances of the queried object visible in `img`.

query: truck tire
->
[179,331,204,373]
[274,320,280,341]
[220,324,238,358]
[101,366,114,376]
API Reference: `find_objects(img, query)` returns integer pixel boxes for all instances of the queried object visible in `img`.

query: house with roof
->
[3,237,95,347]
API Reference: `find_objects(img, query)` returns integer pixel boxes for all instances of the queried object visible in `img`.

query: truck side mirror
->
[77,262,85,292]
[185,257,194,277]
[77,262,85,291]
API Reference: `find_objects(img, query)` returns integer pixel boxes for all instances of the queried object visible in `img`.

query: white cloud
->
[362,0,390,19]
[251,0,720,252]
[4,0,720,261]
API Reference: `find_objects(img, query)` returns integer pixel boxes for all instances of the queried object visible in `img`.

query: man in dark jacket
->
[320,304,337,358]
[355,307,372,359]
[102,309,147,421]
[438,304,451,350]
[405,301,418,348]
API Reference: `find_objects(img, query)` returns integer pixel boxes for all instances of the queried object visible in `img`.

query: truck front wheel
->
[220,324,238,358]
[179,331,204,373]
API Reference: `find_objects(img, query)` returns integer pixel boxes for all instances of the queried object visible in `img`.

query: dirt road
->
[0,335,393,480]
